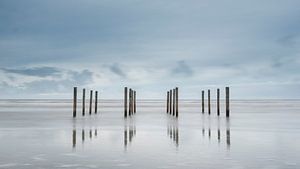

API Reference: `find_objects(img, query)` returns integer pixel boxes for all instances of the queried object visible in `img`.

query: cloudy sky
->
[0,0,300,99]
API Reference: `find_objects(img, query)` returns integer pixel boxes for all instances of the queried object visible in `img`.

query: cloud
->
[0,66,61,77]
[68,69,94,85]
[0,66,95,97]
[171,60,193,76]
[109,63,127,78]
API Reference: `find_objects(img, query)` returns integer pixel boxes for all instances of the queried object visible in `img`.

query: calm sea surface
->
[0,99,299,169]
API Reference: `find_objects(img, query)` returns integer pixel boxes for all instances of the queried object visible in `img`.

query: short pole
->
[202,90,204,113]
[175,87,178,117]
[124,87,128,117]
[89,90,93,115]
[95,91,98,114]
[73,87,77,118]
[173,88,175,116]
[226,87,230,117]
[167,91,169,113]
[169,90,172,115]
[217,88,220,116]
[208,89,211,115]
[82,88,85,116]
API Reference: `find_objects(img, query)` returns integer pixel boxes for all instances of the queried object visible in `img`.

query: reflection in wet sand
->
[167,118,179,147]
[201,117,231,148]
[124,120,136,149]
[72,128,98,148]
[226,118,230,149]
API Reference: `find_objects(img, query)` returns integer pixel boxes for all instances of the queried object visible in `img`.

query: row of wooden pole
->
[201,87,230,117]
[124,87,136,118]
[166,87,179,117]
[73,87,99,118]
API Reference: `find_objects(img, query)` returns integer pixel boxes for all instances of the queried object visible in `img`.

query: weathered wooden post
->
[132,90,134,114]
[131,89,133,115]
[89,90,93,115]
[95,91,98,114]
[226,87,230,117]
[173,88,175,116]
[202,90,204,113]
[217,88,220,116]
[124,87,128,117]
[82,88,85,116]
[73,87,77,118]
[169,89,172,115]
[208,89,211,115]
[167,91,169,113]
[134,90,136,113]
[175,87,178,117]
[129,88,132,116]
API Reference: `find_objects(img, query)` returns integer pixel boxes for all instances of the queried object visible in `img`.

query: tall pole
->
[217,88,220,116]
[73,87,77,118]
[169,90,172,115]
[202,90,204,113]
[95,91,98,114]
[82,88,85,116]
[176,87,178,117]
[129,88,132,116]
[89,90,93,115]
[173,88,175,116]
[124,87,128,117]
[134,90,136,113]
[208,89,211,115]
[167,91,169,113]
[226,87,230,117]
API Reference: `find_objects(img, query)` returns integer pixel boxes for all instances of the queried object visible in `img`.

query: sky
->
[0,0,300,99]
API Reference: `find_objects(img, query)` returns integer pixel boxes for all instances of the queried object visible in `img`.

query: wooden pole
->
[82,88,85,116]
[217,88,220,116]
[202,90,204,113]
[129,88,132,116]
[73,87,77,118]
[173,88,175,116]
[208,89,211,115]
[89,90,93,115]
[134,90,136,113]
[169,90,172,115]
[167,91,169,113]
[124,87,128,117]
[176,87,178,117]
[95,91,98,114]
[131,89,133,115]
[226,87,230,117]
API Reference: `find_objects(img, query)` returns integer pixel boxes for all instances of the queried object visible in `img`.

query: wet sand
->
[0,99,299,169]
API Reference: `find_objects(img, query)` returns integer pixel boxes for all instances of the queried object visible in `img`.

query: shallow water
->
[0,99,299,169]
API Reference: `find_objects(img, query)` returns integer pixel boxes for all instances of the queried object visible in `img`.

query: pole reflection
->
[167,118,179,147]
[72,128,98,149]
[124,119,136,149]
[201,116,231,148]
